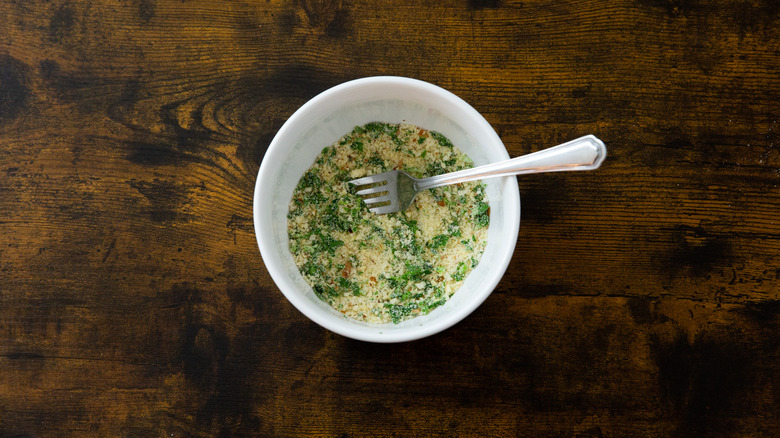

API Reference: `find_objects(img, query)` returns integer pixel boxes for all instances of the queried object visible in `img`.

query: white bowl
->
[253,76,520,343]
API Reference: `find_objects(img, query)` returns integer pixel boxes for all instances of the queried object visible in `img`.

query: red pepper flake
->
[341,260,352,278]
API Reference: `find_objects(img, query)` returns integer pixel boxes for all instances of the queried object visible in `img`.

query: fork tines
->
[348,171,397,214]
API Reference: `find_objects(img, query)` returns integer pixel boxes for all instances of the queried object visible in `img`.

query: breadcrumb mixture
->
[287,122,489,324]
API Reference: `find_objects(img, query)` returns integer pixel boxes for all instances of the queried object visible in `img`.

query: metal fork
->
[348,135,607,214]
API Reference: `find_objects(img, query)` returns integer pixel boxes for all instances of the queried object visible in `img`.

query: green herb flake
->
[475,201,490,229]
[368,155,385,168]
[431,131,454,149]
[428,234,449,249]
[313,231,344,255]
[452,262,468,281]
[297,170,323,190]
[384,302,419,324]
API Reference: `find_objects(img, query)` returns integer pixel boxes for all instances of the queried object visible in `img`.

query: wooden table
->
[1,0,778,436]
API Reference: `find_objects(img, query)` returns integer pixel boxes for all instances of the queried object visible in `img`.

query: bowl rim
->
[253,75,520,343]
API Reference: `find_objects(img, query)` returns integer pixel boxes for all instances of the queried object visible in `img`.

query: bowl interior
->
[254,77,520,342]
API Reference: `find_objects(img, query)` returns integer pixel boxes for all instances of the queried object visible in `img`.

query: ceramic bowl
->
[253,76,520,343]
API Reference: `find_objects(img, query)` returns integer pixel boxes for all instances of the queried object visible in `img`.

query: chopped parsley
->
[428,234,449,250]
[451,262,469,281]
[475,201,490,229]
[431,131,454,149]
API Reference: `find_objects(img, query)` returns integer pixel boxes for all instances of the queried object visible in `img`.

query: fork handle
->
[415,135,607,191]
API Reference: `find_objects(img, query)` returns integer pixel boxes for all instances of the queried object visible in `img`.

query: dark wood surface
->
[1,0,779,436]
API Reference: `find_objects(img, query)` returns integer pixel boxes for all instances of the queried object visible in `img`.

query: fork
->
[348,134,607,214]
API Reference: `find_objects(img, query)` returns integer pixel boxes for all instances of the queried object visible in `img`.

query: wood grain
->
[1,0,779,436]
